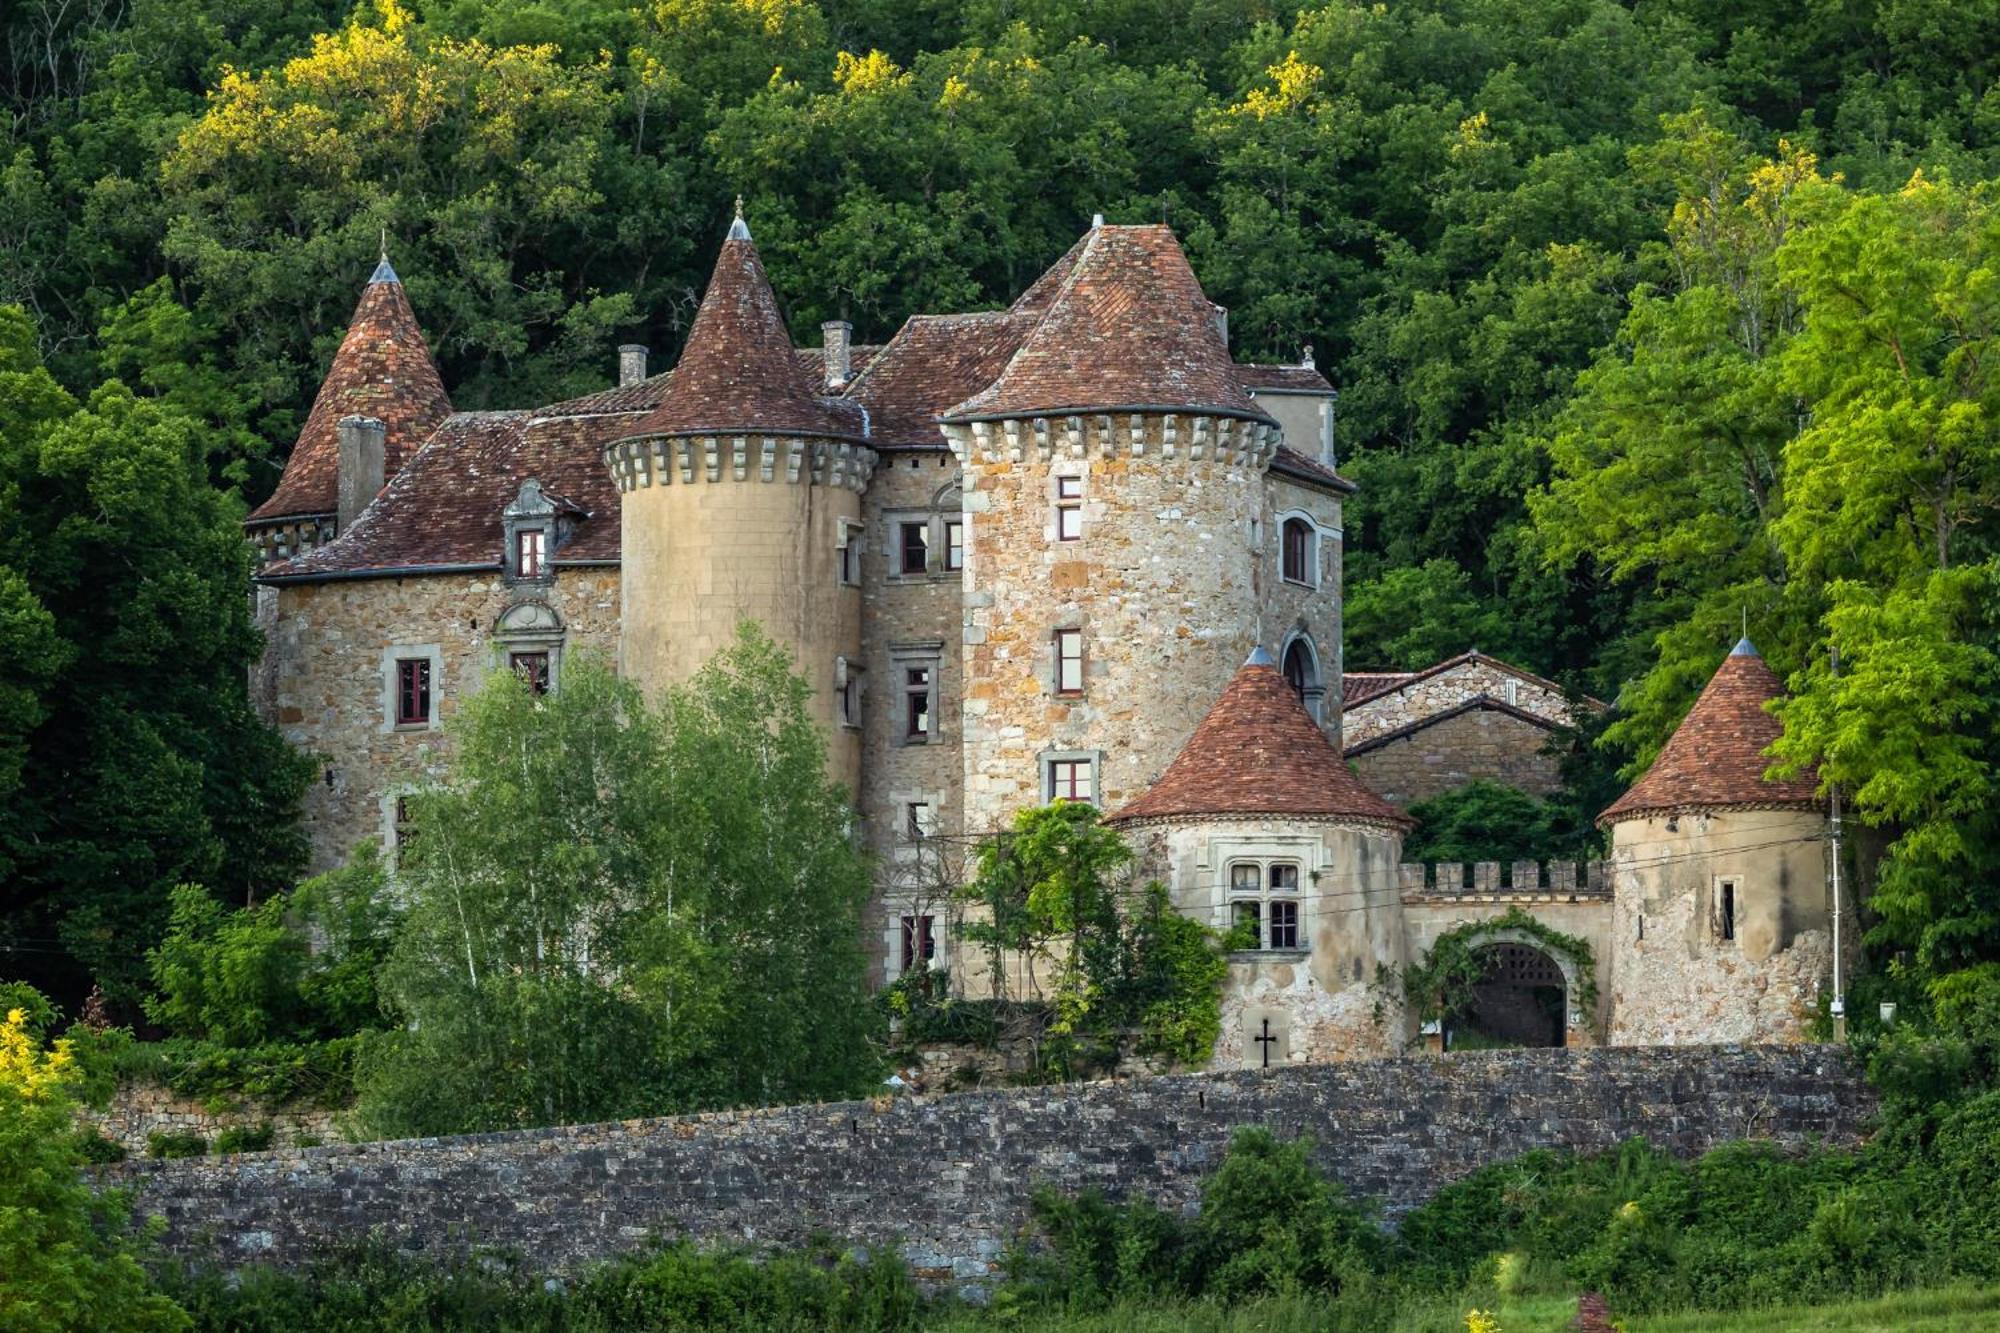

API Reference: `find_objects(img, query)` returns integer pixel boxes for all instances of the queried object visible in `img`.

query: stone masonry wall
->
[1344,659,1573,748]
[105,1048,1871,1283]
[83,1084,340,1157]
[267,568,622,872]
[1349,704,1565,807]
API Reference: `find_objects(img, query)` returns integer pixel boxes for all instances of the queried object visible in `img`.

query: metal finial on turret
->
[727,195,751,241]
[369,227,399,284]
[1301,343,1315,369]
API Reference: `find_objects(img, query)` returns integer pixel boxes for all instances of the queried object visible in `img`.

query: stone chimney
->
[821,320,853,388]
[336,415,387,533]
[618,344,649,387]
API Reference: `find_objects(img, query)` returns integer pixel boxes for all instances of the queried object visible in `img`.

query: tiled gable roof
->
[1598,639,1820,825]
[1341,672,1414,705]
[1341,651,1588,710]
[942,224,1275,426]
[1269,445,1356,493]
[261,406,630,577]
[849,311,1032,447]
[1111,648,1412,828]
[617,224,863,443]
[248,260,452,524]
[1241,363,1334,393]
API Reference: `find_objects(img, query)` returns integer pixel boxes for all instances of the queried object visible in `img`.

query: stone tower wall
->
[1608,808,1831,1044]
[1126,815,1407,1066]
[1259,472,1344,743]
[608,434,871,787]
[946,413,1280,834]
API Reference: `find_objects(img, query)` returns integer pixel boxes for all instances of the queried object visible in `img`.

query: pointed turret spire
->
[728,195,751,242]
[247,255,452,525]
[615,218,861,443]
[1110,649,1410,827]
[1599,639,1819,825]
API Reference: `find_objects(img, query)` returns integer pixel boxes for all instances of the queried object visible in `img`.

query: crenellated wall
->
[103,1047,1873,1286]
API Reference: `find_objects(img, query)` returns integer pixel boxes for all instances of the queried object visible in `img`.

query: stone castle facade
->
[247,214,1851,1064]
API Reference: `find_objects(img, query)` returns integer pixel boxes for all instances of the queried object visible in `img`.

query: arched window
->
[1282,638,1315,701]
[1281,517,1316,585]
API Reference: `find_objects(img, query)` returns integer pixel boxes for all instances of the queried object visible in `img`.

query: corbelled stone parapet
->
[942,412,1281,468]
[604,435,875,494]
[245,513,338,566]
[1399,860,1613,902]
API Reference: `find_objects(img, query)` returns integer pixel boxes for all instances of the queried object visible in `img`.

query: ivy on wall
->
[1383,907,1600,1034]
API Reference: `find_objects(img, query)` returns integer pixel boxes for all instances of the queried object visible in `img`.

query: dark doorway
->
[1446,942,1567,1049]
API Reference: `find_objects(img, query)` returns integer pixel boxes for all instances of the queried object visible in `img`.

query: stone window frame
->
[1198,833,1324,958]
[379,785,421,871]
[883,483,964,583]
[1713,875,1742,945]
[1273,507,1329,589]
[836,519,864,587]
[380,643,444,734]
[1226,857,1306,954]
[880,895,949,982]
[1052,625,1086,697]
[502,478,569,587]
[1039,747,1102,805]
[835,655,863,730]
[1279,629,1327,724]
[1052,471,1086,542]
[890,641,943,746]
[492,600,566,695]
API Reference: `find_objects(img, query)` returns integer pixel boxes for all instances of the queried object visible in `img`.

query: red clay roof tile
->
[1111,648,1412,828]
[1598,639,1820,825]
[942,225,1275,425]
[1241,363,1334,393]
[850,311,1033,447]
[617,224,863,443]
[248,259,452,524]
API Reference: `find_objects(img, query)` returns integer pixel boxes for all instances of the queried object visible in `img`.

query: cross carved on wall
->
[1254,1018,1279,1068]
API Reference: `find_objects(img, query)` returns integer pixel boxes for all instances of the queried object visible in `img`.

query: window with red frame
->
[395,658,431,727]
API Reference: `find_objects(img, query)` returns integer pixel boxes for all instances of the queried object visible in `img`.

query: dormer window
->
[503,478,578,584]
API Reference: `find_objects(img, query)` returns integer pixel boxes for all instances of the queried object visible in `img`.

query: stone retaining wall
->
[84,1083,341,1156]
[103,1046,1871,1283]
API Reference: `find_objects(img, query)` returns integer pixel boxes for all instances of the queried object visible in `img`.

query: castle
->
[246,211,1849,1064]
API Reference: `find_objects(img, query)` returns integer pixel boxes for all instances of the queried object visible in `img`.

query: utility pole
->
[1829,645,1846,1042]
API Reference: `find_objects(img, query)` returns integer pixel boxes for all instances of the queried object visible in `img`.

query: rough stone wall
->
[265,569,621,871]
[857,448,968,986]
[83,1084,340,1156]
[104,1047,1873,1283]
[1349,705,1564,807]
[1344,659,1572,747]
[950,415,1274,836]
[1129,816,1408,1066]
[613,435,868,787]
[1609,810,1832,1044]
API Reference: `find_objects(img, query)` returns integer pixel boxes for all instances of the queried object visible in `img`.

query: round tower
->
[1108,647,1414,1066]
[938,222,1283,833]
[1600,638,1829,1044]
[604,209,872,783]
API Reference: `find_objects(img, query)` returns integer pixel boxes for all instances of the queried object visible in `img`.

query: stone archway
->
[1444,930,1583,1050]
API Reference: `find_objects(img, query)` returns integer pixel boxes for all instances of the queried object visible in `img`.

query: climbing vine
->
[1382,907,1599,1032]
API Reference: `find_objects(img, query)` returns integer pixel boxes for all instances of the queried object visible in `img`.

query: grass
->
[920,1285,2000,1332]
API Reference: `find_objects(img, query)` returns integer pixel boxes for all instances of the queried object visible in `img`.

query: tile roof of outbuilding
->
[1241,363,1335,393]
[942,224,1276,426]
[248,260,452,524]
[1110,648,1412,828]
[615,224,864,443]
[1598,639,1820,825]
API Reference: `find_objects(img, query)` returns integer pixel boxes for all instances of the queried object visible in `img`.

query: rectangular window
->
[1055,475,1083,542]
[395,658,430,727]
[906,801,931,840]
[899,521,929,575]
[900,915,936,971]
[1268,899,1300,949]
[1047,757,1093,803]
[509,651,551,695]
[840,670,863,727]
[1054,628,1085,696]
[394,795,417,855]
[517,528,546,579]
[1281,519,1312,585]
[1231,899,1261,943]
[944,519,964,572]
[838,524,861,586]
[904,666,932,740]
[1718,879,1738,942]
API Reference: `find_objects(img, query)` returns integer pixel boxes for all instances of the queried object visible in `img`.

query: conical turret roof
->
[941,223,1275,425]
[617,212,863,443]
[248,256,452,524]
[1111,648,1412,827]
[1599,638,1820,825]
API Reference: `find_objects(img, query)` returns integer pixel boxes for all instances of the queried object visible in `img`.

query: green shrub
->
[213,1123,275,1154]
[145,1130,207,1159]
[71,1126,128,1163]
